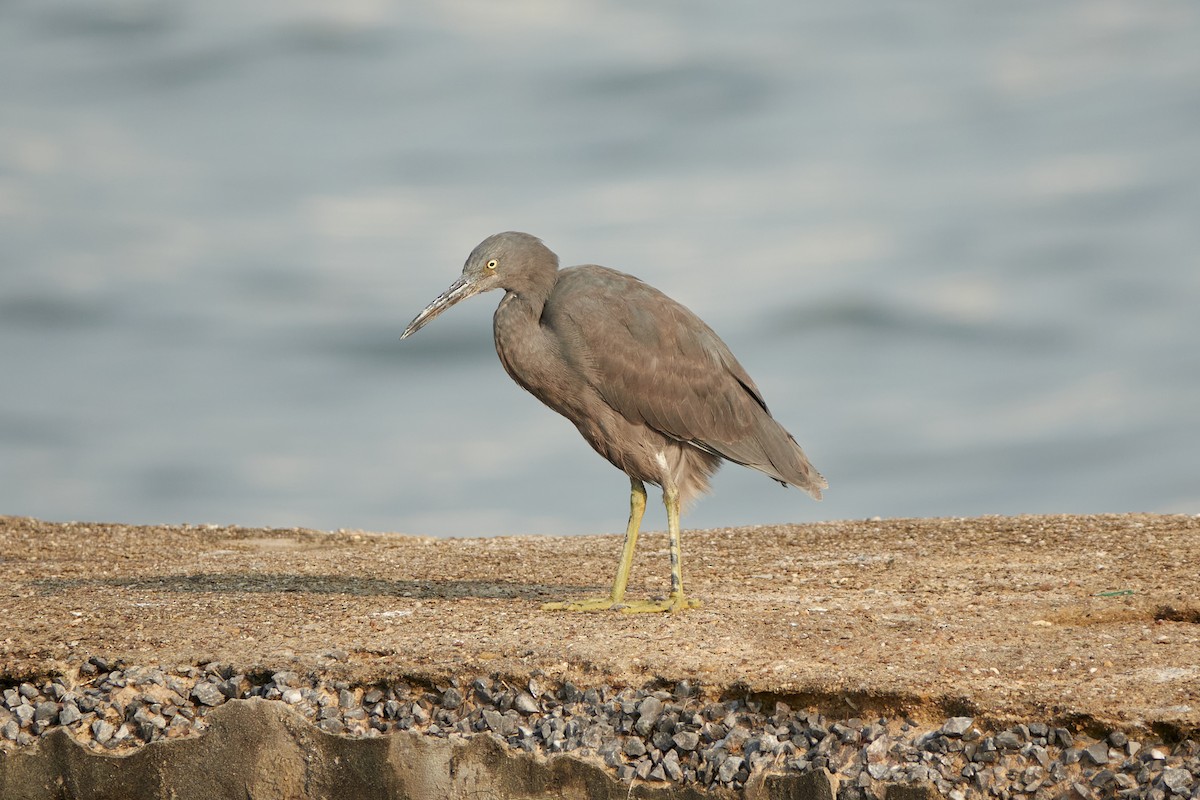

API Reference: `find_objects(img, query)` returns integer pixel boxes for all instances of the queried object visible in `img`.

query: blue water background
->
[3,1,1198,537]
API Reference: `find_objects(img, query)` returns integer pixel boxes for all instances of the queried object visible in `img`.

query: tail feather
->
[706,414,826,499]
[760,421,827,499]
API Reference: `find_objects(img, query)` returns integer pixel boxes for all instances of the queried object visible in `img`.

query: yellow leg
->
[617,483,701,613]
[542,478,700,613]
[610,478,646,602]
[541,478,647,611]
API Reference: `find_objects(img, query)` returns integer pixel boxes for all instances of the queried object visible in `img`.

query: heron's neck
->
[493,277,560,398]
[494,284,550,343]
[501,264,557,321]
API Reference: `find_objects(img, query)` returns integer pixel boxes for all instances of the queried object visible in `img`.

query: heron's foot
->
[541,594,701,613]
[540,596,623,612]
[617,593,701,614]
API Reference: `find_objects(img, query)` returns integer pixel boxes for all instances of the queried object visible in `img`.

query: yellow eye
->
[486,259,498,270]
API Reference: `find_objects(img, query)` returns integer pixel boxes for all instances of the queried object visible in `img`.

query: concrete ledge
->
[2,699,699,800]
[0,698,917,800]
[2,513,1198,798]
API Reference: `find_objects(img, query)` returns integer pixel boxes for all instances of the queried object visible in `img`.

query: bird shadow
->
[32,572,597,601]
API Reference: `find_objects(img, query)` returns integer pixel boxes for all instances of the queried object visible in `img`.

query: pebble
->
[34,701,59,723]
[191,681,224,707]
[1083,741,1110,765]
[637,696,664,721]
[513,692,539,715]
[942,717,974,737]
[441,687,463,710]
[662,748,683,780]
[559,682,582,704]
[1162,767,1193,793]
[0,663,1196,798]
[718,755,745,784]
[58,703,82,726]
[994,730,1023,750]
[91,719,115,744]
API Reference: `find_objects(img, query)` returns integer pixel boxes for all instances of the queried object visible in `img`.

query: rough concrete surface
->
[1,513,1198,799]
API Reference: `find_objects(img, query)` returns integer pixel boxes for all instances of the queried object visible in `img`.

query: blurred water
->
[2,0,1198,537]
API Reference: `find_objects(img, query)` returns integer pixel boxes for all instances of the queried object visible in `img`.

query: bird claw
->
[540,594,700,613]
[540,597,621,612]
[617,593,701,614]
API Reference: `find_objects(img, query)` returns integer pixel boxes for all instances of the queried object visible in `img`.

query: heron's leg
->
[619,483,701,614]
[541,478,647,612]
[609,477,646,603]
[666,483,684,598]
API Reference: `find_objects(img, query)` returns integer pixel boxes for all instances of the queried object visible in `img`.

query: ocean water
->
[2,0,1198,538]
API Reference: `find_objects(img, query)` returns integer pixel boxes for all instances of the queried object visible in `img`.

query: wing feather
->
[543,265,820,490]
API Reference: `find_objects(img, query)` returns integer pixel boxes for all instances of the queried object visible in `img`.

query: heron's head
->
[401,232,557,339]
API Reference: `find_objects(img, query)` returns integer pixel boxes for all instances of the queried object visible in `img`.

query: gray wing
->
[545,266,825,495]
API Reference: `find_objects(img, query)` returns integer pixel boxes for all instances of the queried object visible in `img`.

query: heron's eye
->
[486,259,498,270]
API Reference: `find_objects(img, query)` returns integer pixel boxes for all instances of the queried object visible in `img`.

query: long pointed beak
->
[400,276,481,339]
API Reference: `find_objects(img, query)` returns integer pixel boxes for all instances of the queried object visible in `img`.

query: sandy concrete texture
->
[2,513,1197,735]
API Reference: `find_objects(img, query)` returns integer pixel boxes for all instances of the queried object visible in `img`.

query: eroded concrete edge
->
[0,699,855,800]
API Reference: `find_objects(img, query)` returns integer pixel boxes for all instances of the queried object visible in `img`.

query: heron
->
[401,232,826,613]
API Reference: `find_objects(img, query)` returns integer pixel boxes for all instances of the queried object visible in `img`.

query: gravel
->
[2,657,1198,797]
